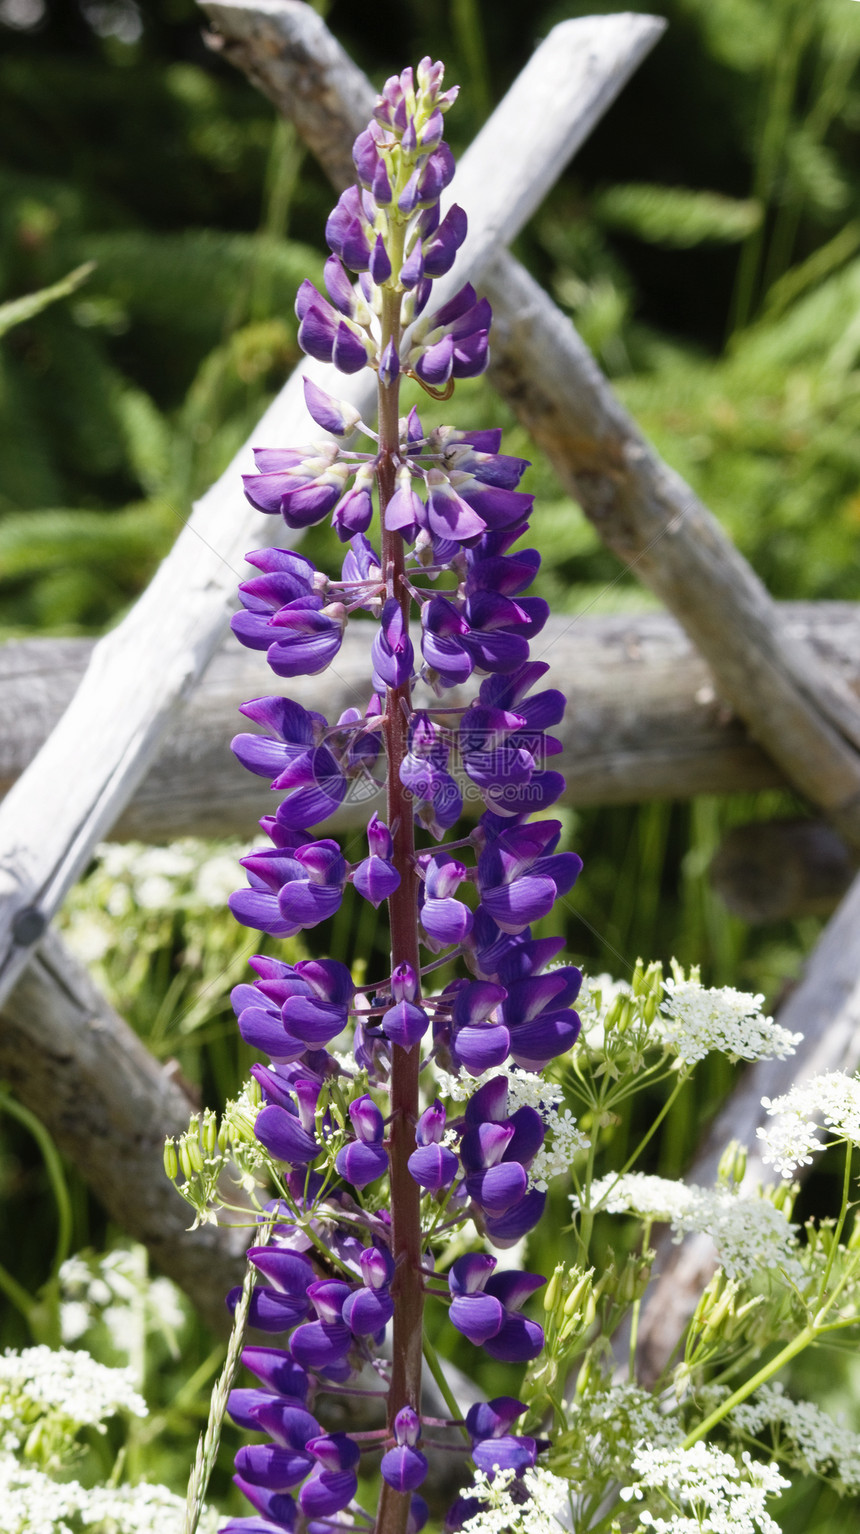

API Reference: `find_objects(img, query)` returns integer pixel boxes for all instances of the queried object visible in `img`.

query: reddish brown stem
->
[375,295,425,1534]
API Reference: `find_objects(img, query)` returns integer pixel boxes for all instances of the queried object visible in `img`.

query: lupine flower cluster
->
[218,59,582,1534]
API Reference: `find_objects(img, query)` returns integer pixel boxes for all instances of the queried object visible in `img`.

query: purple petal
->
[407,1144,459,1191]
[289,1320,352,1370]
[380,1446,428,1493]
[481,1313,544,1363]
[298,1470,358,1519]
[472,1436,537,1474]
[449,1293,505,1346]
[342,1286,394,1335]
[452,1023,511,1075]
[465,1162,527,1215]
[255,1105,318,1165]
[335,1140,388,1189]
[234,1443,314,1492]
[242,1348,310,1400]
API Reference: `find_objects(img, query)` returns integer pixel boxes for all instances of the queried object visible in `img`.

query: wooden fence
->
[2,3,860,1370]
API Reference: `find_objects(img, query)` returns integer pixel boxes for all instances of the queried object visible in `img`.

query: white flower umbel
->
[658,969,802,1066]
[757,1072,860,1177]
[732,1383,860,1493]
[583,1173,802,1280]
[0,1345,146,1436]
[460,1466,570,1534]
[0,1453,220,1534]
[619,1442,789,1534]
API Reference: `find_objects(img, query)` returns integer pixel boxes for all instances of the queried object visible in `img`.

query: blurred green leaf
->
[594,184,762,248]
[0,261,95,339]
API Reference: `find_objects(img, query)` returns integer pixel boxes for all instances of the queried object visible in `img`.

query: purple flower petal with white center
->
[349,1094,385,1142]
[425,472,487,542]
[332,464,375,541]
[380,998,430,1049]
[385,465,426,537]
[449,1253,496,1295]
[449,1292,505,1345]
[407,1143,459,1191]
[381,1446,428,1492]
[416,1099,447,1144]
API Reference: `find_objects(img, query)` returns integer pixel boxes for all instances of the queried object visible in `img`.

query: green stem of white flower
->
[682,1324,816,1448]
[816,1139,854,1306]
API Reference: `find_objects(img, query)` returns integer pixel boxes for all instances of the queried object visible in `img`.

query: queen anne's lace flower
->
[460,1466,570,1534]
[731,1383,860,1493]
[0,1346,146,1436]
[757,1071,860,1176]
[657,972,801,1066]
[582,1173,802,1280]
[619,1442,789,1534]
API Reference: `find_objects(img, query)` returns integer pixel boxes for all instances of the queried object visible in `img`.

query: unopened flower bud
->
[163,1138,179,1180]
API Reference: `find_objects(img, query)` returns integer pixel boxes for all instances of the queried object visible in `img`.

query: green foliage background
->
[2,0,860,1526]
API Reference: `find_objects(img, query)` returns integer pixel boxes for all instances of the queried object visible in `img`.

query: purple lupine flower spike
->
[222,54,585,1534]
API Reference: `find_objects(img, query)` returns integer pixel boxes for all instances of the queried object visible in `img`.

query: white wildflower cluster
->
[460,1465,570,1534]
[553,1380,683,1499]
[657,970,802,1066]
[435,1066,589,1187]
[0,1453,219,1534]
[0,1346,146,1447]
[575,972,633,1050]
[757,1071,860,1177]
[583,1173,802,1281]
[732,1383,860,1493]
[619,1442,789,1534]
[58,1247,185,1357]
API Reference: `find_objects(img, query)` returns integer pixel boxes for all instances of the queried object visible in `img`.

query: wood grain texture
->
[2,605,858,840]
[0,13,661,1009]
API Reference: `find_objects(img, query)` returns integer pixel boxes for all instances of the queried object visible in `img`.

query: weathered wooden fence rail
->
[3,603,860,841]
